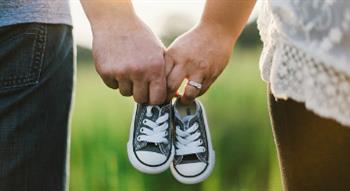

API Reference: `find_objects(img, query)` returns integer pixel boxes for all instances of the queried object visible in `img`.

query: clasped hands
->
[92,16,235,105]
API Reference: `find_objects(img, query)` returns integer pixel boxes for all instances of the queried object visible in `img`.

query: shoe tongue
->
[182,115,196,130]
[152,102,170,118]
[149,108,160,121]
[183,115,193,124]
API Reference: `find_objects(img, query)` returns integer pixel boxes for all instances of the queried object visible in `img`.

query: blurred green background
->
[69,19,282,191]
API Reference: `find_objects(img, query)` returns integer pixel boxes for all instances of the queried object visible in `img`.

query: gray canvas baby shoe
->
[127,102,174,174]
[170,98,215,184]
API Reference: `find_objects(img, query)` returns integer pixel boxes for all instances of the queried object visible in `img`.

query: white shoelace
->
[175,122,205,156]
[137,106,169,144]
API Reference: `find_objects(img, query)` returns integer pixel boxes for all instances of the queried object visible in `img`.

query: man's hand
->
[92,17,167,104]
[81,1,167,104]
[165,23,234,104]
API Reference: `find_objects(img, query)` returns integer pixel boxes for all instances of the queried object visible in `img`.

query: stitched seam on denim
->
[34,24,47,83]
[0,25,36,80]
[0,32,36,83]
[0,24,46,89]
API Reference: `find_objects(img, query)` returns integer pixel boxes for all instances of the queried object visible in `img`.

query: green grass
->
[69,47,282,191]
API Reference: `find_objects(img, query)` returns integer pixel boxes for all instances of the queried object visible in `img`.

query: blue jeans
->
[0,23,74,191]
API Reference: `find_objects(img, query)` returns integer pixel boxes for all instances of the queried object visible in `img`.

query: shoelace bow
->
[176,122,205,155]
[137,106,169,144]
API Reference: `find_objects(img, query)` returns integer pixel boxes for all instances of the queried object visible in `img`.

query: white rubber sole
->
[127,104,174,174]
[170,100,215,184]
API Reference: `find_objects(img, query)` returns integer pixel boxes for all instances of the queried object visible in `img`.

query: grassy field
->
[69,47,282,191]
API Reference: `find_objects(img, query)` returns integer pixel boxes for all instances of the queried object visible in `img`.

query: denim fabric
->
[0,23,74,191]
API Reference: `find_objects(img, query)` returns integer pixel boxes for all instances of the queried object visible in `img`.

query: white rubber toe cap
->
[135,151,167,166]
[175,162,207,176]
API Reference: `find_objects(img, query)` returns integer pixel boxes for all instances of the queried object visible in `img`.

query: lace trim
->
[257,0,350,77]
[268,42,350,127]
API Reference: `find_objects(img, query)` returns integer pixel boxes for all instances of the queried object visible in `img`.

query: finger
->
[198,78,213,97]
[164,53,175,77]
[181,75,204,105]
[101,77,119,89]
[167,65,186,100]
[149,77,167,105]
[118,80,133,96]
[133,80,149,104]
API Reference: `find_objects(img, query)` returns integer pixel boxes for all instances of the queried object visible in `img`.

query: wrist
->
[88,2,138,34]
[196,20,237,46]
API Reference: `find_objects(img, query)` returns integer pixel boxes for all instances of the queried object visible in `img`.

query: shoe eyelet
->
[140,128,144,133]
[137,136,141,141]
[199,139,203,144]
[202,148,206,152]
[143,119,147,124]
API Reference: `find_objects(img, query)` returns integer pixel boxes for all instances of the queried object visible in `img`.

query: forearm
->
[80,0,137,32]
[200,0,256,42]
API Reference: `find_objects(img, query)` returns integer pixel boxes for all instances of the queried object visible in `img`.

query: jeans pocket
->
[0,23,47,90]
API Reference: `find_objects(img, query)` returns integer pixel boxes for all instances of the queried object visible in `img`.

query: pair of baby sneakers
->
[127,98,215,184]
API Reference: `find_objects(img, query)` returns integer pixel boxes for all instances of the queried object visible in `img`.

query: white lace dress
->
[257,0,350,126]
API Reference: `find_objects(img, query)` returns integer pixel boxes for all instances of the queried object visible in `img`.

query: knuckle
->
[198,61,209,71]
[114,67,127,79]
[96,65,112,77]
[130,64,144,76]
[149,57,164,69]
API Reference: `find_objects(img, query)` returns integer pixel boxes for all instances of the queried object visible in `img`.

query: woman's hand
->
[165,22,235,104]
